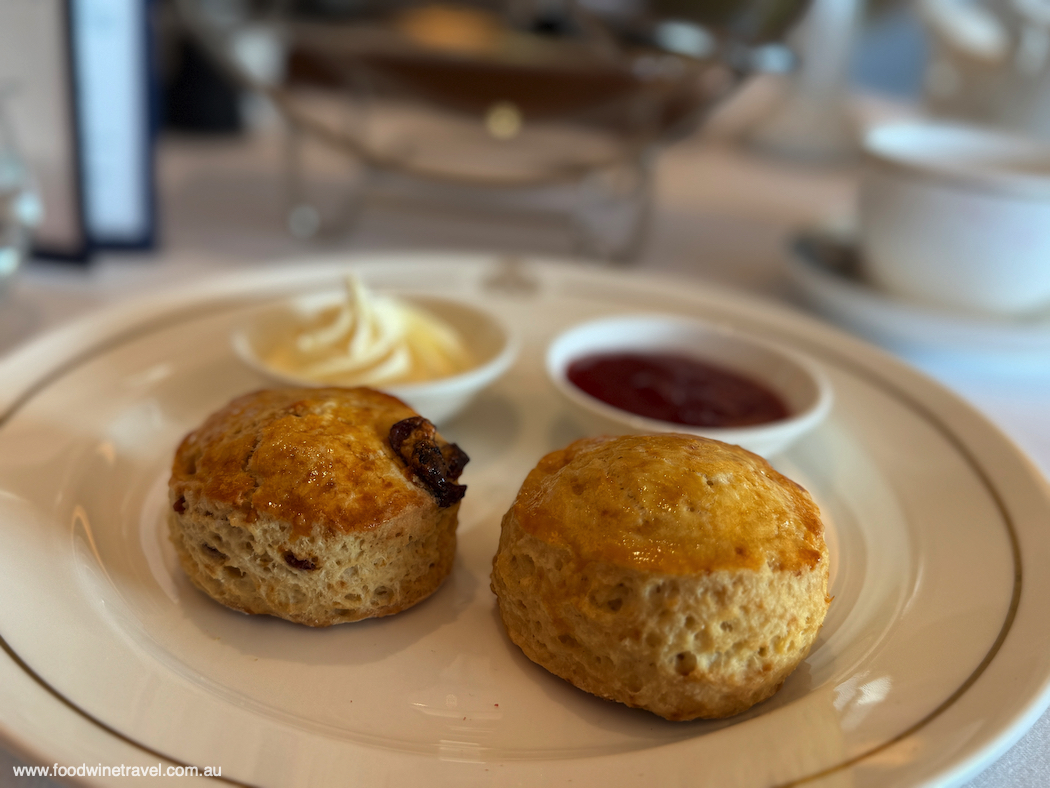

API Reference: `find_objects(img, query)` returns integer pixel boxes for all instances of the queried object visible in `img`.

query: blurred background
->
[2,0,1050,340]
[0,0,993,271]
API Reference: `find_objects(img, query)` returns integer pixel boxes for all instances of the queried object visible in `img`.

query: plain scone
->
[168,386,468,627]
[490,434,830,720]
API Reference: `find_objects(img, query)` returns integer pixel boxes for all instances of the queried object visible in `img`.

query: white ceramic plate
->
[1,253,1049,788]
[785,229,1050,364]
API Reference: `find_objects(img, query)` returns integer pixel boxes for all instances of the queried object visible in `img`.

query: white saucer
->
[785,230,1050,362]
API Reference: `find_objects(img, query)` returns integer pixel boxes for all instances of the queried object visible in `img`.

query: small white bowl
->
[546,314,833,457]
[232,291,520,425]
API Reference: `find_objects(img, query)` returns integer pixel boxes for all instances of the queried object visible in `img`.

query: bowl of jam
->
[546,314,833,457]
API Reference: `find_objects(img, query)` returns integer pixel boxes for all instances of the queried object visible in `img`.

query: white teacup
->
[859,120,1050,317]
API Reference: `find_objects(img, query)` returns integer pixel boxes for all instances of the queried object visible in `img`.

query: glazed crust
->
[168,387,466,626]
[491,434,830,720]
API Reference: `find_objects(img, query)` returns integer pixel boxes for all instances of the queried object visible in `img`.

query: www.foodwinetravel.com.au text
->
[12,762,222,779]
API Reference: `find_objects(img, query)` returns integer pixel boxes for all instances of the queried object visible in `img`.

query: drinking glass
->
[0,87,40,296]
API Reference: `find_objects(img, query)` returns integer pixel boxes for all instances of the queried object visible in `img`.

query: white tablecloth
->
[1,104,1048,786]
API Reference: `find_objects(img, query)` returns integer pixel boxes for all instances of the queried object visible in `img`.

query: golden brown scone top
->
[170,387,437,537]
[513,434,826,575]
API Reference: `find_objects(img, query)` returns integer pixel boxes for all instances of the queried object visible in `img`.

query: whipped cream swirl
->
[265,276,474,386]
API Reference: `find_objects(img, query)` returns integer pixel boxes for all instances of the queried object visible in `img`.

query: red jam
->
[566,352,789,428]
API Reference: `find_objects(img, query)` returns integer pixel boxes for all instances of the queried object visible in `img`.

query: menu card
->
[0,0,157,261]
